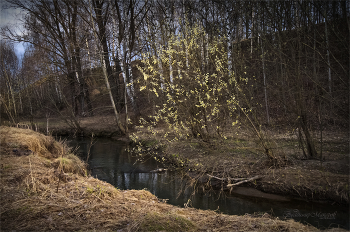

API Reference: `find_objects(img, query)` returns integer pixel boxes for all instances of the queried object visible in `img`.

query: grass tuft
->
[52,154,87,176]
[136,212,195,232]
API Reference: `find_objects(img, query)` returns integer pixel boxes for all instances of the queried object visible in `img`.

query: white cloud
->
[1,1,26,32]
[15,41,25,59]
[1,1,27,57]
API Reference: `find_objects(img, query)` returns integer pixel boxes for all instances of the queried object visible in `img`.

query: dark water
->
[66,137,349,230]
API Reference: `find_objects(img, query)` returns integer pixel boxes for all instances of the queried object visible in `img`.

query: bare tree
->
[0,41,19,124]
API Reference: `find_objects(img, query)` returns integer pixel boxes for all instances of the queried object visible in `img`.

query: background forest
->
[1,0,349,161]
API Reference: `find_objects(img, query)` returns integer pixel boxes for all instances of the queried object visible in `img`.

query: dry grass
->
[0,126,337,231]
[52,153,87,176]
[0,126,64,158]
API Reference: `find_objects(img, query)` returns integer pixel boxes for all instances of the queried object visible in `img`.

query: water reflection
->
[67,137,349,230]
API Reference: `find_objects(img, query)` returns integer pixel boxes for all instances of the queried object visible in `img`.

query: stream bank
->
[129,126,349,207]
[67,136,349,230]
[22,116,348,205]
[2,126,334,231]
[17,115,348,206]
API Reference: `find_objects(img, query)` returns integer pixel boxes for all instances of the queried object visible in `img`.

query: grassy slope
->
[0,126,328,231]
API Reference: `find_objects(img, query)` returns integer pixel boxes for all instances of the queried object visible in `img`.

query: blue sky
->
[0,0,26,58]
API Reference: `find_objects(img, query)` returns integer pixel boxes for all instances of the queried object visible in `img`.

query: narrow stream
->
[66,137,349,230]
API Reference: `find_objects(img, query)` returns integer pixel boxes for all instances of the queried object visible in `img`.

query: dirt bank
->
[10,116,349,206]
[1,126,333,231]
[130,126,349,206]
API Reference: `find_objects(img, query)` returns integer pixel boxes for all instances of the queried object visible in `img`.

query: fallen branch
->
[207,174,226,181]
[227,175,262,187]
[207,174,256,182]
[230,177,253,182]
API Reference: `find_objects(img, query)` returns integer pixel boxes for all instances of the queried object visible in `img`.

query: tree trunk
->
[89,0,126,135]
[94,0,123,112]
[324,8,332,111]
[260,38,270,124]
[295,1,317,159]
